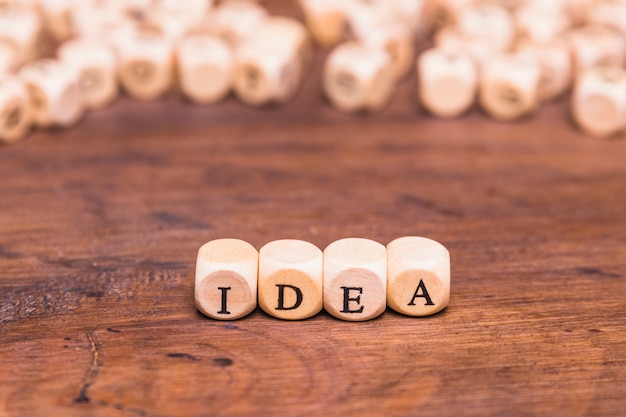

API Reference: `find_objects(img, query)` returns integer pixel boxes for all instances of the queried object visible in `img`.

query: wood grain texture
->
[1,1,626,416]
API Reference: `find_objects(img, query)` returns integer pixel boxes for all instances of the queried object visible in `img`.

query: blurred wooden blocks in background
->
[115,26,174,101]
[351,17,415,80]
[195,238,259,320]
[39,0,75,43]
[254,16,313,82]
[323,238,387,321]
[258,239,323,320]
[298,0,350,48]
[479,53,540,121]
[323,42,395,113]
[572,65,626,138]
[206,0,268,47]
[18,59,84,128]
[0,75,31,143]
[424,0,473,32]
[455,3,514,54]
[418,47,477,118]
[233,32,301,106]
[58,39,119,110]
[514,2,570,45]
[515,40,572,102]
[431,2,513,71]
[381,0,426,37]
[387,236,450,317]
[70,1,132,41]
[144,0,212,42]
[0,5,42,67]
[176,34,233,104]
[433,27,496,70]
[567,25,626,78]
[0,42,17,74]
[588,0,626,39]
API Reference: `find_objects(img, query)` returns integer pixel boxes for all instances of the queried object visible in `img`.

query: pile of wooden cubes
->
[305,0,626,137]
[0,0,311,143]
[2,0,626,144]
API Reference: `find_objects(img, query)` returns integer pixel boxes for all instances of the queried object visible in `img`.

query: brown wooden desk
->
[2,3,626,416]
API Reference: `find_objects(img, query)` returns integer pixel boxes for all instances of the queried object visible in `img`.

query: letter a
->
[408,280,435,306]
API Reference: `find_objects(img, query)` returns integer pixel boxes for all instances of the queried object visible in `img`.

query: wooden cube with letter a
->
[323,238,387,321]
[387,236,450,316]
[258,239,323,320]
[195,239,258,320]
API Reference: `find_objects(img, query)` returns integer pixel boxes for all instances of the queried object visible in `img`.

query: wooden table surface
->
[2,3,626,416]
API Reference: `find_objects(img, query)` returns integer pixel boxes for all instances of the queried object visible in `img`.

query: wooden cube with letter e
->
[323,238,387,321]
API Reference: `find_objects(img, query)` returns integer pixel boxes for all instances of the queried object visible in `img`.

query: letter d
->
[276,284,303,310]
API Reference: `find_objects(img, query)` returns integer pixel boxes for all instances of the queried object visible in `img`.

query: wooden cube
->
[176,34,233,104]
[379,0,426,37]
[39,0,75,42]
[18,59,84,128]
[588,0,626,38]
[144,0,213,42]
[564,0,595,25]
[423,0,474,31]
[115,26,174,101]
[0,5,42,66]
[323,42,395,113]
[58,39,118,110]
[346,1,397,40]
[0,0,40,9]
[456,3,514,52]
[387,236,450,317]
[515,40,572,102]
[0,41,17,74]
[233,35,300,106]
[298,0,353,47]
[113,0,153,18]
[514,3,571,45]
[0,75,31,143]
[323,238,387,321]
[148,0,212,26]
[418,47,477,118]
[258,239,323,320]
[254,16,313,82]
[195,238,258,320]
[205,0,267,47]
[434,27,500,70]
[479,53,541,121]
[568,25,626,78]
[352,19,415,80]
[572,66,626,138]
[70,2,133,41]
[356,0,426,37]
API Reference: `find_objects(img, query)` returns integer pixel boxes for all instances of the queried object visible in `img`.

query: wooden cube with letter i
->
[195,239,258,320]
